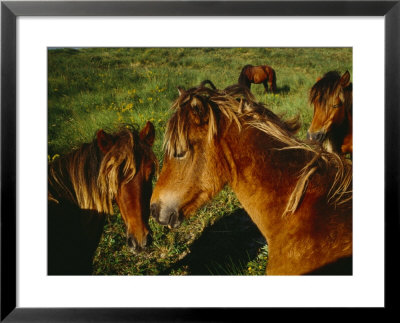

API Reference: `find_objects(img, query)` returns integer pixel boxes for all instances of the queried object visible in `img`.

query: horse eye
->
[174,151,187,159]
[333,103,342,108]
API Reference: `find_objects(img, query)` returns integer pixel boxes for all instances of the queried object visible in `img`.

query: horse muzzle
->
[307,130,326,143]
[127,231,152,254]
[150,203,182,229]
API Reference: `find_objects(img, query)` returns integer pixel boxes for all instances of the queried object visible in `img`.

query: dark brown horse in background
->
[151,83,352,275]
[48,122,157,275]
[238,64,277,93]
[307,71,352,154]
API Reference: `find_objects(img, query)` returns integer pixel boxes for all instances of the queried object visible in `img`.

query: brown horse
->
[238,64,277,93]
[307,71,352,154]
[48,121,157,275]
[150,84,352,275]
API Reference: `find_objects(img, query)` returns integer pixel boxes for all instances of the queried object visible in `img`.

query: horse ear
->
[189,97,208,124]
[340,71,351,87]
[177,87,186,96]
[140,121,155,147]
[97,130,114,154]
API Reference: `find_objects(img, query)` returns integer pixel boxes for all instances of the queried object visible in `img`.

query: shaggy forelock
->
[310,71,343,108]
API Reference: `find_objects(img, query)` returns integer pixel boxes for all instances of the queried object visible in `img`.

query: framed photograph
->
[2,1,398,321]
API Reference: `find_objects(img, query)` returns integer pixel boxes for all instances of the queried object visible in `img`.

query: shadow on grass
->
[163,209,266,275]
[276,85,290,94]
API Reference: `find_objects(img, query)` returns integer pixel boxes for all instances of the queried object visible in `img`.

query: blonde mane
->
[164,83,352,215]
[164,85,300,156]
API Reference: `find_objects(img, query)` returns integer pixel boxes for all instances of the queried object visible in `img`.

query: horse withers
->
[238,64,277,93]
[307,71,352,154]
[150,83,352,275]
[48,121,157,275]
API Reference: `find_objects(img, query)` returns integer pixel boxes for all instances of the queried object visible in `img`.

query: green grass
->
[48,47,352,275]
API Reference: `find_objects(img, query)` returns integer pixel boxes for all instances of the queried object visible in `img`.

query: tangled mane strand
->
[164,83,301,158]
[282,150,352,217]
[97,127,138,213]
[48,125,156,214]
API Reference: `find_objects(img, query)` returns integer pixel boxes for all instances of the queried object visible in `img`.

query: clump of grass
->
[93,187,243,275]
[246,245,269,275]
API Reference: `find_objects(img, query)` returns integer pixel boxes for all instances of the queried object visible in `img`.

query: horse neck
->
[341,89,353,154]
[238,69,250,87]
[328,89,353,152]
[217,121,314,235]
[326,122,349,153]
[344,87,352,128]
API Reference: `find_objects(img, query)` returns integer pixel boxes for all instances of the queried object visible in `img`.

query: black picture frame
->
[1,1,399,321]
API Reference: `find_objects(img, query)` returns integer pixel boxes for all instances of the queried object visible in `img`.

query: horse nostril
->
[152,204,182,227]
[127,232,152,253]
[150,203,159,219]
[168,209,183,229]
[168,209,177,220]
[127,235,137,250]
[316,131,325,142]
[308,131,325,143]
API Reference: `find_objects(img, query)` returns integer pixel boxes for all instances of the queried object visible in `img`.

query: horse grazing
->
[150,84,352,275]
[48,121,157,275]
[238,64,277,93]
[307,71,352,154]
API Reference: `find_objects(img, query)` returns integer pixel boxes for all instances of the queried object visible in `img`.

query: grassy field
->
[48,47,352,275]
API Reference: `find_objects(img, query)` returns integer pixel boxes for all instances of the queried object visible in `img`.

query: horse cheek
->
[309,106,327,133]
[331,107,346,127]
[323,108,342,132]
[117,179,149,244]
